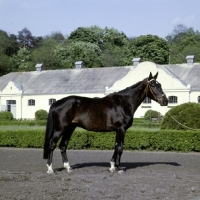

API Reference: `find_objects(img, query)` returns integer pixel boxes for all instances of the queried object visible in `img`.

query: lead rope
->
[164,107,200,131]
[146,79,199,130]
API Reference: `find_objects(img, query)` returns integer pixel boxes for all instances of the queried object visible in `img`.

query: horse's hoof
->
[47,164,54,174]
[64,162,73,172]
[109,167,116,173]
[118,170,124,174]
[67,168,73,173]
[109,161,116,172]
[47,169,54,174]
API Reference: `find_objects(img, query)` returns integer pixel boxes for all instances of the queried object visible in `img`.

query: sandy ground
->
[0,148,200,200]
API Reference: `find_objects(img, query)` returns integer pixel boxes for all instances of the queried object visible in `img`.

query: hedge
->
[144,109,158,120]
[1,129,200,152]
[161,102,200,130]
[0,111,13,121]
[35,109,48,120]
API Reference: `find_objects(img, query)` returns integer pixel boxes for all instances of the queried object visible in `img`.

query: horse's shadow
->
[54,161,181,172]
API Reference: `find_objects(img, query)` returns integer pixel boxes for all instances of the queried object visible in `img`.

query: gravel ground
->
[0,148,200,200]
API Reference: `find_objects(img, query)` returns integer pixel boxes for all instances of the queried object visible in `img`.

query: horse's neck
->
[129,81,147,113]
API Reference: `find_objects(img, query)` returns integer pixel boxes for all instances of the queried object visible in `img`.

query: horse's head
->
[146,72,168,106]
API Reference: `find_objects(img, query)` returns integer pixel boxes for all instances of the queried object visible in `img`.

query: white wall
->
[190,91,200,103]
[3,93,105,119]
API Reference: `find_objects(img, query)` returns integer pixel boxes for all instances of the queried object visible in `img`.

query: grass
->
[127,126,160,132]
[0,125,46,131]
[0,124,160,132]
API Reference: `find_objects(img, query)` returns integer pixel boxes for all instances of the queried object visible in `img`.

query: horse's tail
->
[43,107,54,159]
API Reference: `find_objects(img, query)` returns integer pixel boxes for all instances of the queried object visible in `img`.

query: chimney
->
[75,61,84,69]
[35,63,44,72]
[186,55,195,65]
[132,58,141,67]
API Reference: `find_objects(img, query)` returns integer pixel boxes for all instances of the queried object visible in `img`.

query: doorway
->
[6,100,16,118]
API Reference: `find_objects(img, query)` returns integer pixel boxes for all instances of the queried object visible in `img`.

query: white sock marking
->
[64,162,72,172]
[109,161,116,172]
[47,164,54,173]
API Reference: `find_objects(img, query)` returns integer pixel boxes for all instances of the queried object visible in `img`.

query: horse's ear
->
[148,72,153,80]
[154,72,158,80]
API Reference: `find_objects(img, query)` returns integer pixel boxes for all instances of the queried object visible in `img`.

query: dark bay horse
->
[43,72,168,173]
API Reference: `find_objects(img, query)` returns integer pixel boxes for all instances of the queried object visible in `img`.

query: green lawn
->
[0,125,46,131]
[0,125,160,133]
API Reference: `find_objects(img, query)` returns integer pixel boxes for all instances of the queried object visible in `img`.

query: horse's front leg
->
[109,143,117,172]
[109,128,125,172]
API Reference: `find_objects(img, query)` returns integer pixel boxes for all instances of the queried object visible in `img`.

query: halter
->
[145,78,165,101]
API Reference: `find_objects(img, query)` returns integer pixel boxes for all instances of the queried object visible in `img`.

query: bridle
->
[145,78,165,101]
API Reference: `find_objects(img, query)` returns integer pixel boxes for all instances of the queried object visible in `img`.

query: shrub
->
[0,111,13,121]
[144,109,158,120]
[161,102,200,130]
[35,109,48,120]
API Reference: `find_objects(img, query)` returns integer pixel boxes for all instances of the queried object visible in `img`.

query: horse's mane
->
[117,79,145,95]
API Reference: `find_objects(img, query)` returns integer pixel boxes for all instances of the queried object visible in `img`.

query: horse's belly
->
[73,114,112,132]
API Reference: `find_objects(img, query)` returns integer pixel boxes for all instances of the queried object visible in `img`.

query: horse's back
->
[50,95,132,132]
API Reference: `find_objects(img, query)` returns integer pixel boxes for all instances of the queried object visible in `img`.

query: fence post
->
[150,111,152,122]
[158,112,161,123]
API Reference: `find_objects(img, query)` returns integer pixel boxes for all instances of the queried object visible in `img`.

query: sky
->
[0,0,200,39]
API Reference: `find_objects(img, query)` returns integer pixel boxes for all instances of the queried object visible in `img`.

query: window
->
[6,100,16,105]
[28,99,35,106]
[49,98,56,105]
[143,97,151,104]
[168,96,178,103]
[198,96,200,103]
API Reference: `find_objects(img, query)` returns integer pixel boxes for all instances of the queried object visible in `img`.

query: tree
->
[102,27,129,48]
[67,26,130,66]
[166,24,188,45]
[54,41,102,68]
[0,30,16,75]
[129,35,169,64]
[17,28,34,48]
[67,26,104,49]
[100,27,130,66]
[6,34,19,56]
[166,24,200,63]
[31,38,60,70]
[0,30,11,54]
[17,27,42,49]
[10,47,34,71]
[44,32,65,43]
[0,54,11,76]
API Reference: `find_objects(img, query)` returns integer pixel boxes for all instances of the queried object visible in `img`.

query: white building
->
[0,57,199,119]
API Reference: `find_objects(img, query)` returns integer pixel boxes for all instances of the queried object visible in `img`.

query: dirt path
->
[0,148,200,200]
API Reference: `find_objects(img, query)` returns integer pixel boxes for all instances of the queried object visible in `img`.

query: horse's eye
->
[150,84,155,87]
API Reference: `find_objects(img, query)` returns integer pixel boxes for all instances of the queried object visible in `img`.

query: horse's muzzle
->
[158,94,168,106]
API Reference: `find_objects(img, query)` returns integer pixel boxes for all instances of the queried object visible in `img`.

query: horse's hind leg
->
[59,124,76,172]
[47,131,62,173]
